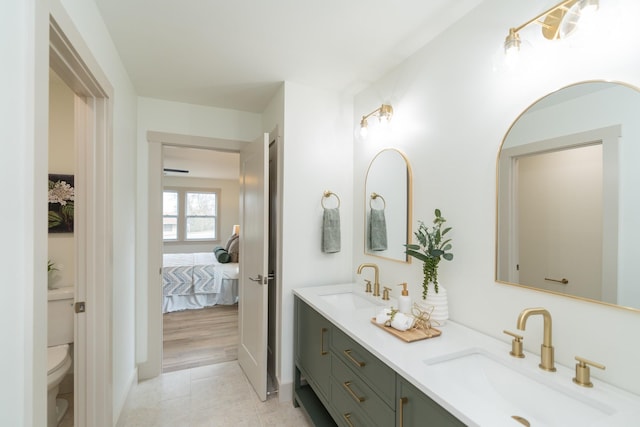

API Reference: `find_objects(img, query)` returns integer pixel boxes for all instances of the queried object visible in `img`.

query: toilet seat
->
[48,344,69,374]
[47,344,71,392]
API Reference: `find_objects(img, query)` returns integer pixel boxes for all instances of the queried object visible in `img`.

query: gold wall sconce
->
[504,0,599,56]
[360,104,393,138]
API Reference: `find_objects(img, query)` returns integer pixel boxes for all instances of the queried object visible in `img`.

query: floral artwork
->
[48,174,74,233]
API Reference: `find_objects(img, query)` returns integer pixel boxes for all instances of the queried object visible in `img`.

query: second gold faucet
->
[517,307,556,372]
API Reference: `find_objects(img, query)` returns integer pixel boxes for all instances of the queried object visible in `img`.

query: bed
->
[162,252,239,313]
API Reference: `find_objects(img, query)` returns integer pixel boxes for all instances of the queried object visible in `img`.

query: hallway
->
[117,361,312,426]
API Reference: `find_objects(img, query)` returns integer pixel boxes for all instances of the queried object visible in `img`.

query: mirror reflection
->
[365,148,412,262]
[496,81,640,312]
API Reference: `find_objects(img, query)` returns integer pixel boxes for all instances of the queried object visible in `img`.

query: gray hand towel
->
[322,208,341,253]
[369,208,388,251]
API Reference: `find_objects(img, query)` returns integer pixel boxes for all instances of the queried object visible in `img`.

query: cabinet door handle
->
[342,413,355,427]
[399,397,408,427]
[343,349,366,367]
[343,381,365,403]
[320,328,328,355]
[544,277,569,284]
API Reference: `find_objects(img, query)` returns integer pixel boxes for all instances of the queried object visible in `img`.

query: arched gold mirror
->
[496,81,640,312]
[365,148,412,262]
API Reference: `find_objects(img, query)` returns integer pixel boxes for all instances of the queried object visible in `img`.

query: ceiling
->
[94,0,483,113]
[95,0,483,180]
[163,146,239,180]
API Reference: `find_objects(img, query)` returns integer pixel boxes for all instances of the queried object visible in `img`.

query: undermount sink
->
[424,348,615,426]
[319,291,383,310]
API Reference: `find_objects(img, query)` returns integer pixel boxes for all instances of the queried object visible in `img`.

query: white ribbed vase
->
[418,285,449,326]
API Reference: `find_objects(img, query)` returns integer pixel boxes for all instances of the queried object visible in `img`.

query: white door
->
[238,133,269,401]
[517,144,603,300]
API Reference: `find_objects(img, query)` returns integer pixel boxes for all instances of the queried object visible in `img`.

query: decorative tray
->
[370,318,441,342]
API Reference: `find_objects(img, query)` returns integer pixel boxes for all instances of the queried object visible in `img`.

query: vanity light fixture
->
[360,104,393,138]
[504,0,599,56]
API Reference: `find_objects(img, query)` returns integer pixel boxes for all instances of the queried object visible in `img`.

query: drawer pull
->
[343,349,366,367]
[320,328,328,356]
[343,381,365,403]
[343,413,355,427]
[399,397,408,427]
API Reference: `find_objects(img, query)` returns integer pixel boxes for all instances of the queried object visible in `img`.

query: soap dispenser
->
[398,283,412,314]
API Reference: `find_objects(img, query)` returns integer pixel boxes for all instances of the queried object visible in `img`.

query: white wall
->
[277,82,355,392]
[353,0,640,395]
[162,176,240,254]
[0,1,49,425]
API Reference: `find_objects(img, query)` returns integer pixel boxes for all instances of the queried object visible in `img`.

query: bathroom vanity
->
[294,294,462,426]
[293,283,640,426]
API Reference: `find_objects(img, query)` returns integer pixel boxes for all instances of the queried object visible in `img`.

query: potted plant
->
[404,209,453,299]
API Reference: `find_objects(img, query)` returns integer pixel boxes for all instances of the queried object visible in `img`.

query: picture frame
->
[48,174,75,233]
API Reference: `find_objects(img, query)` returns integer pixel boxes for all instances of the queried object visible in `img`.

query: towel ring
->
[322,190,341,209]
[370,192,386,210]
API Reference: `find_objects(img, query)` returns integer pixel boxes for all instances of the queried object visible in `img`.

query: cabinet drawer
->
[331,354,395,427]
[330,379,376,427]
[331,326,396,406]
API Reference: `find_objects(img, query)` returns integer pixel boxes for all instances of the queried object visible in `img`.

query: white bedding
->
[162,252,239,313]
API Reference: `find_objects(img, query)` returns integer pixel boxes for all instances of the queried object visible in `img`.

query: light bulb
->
[504,29,521,55]
[580,0,599,15]
[359,119,368,138]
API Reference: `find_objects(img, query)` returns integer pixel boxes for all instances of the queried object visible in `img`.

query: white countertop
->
[294,283,640,427]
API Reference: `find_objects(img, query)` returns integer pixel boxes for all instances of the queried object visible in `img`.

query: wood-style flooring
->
[162,304,238,373]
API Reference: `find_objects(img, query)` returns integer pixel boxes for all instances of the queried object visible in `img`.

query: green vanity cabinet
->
[294,298,336,426]
[295,297,332,399]
[396,376,466,427]
[294,296,465,427]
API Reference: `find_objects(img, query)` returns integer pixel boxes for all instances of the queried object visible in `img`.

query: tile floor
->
[117,361,314,427]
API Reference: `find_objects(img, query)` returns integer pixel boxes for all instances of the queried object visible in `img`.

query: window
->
[163,191,178,240]
[163,188,219,242]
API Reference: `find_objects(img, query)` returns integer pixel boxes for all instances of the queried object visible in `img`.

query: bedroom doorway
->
[161,146,242,373]
[145,130,281,398]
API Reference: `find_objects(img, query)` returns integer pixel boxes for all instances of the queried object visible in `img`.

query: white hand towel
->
[391,312,415,331]
[375,308,393,324]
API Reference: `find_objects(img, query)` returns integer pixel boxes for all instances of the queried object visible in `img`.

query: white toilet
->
[47,286,74,427]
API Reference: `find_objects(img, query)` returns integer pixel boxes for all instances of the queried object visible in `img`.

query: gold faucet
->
[357,263,380,296]
[516,307,556,372]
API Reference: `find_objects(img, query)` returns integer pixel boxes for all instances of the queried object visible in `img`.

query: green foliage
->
[404,209,454,299]
[48,211,62,228]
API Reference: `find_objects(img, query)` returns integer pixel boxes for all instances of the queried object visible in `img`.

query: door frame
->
[49,12,114,426]
[142,131,247,378]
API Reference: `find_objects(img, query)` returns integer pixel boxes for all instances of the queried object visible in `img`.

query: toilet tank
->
[47,286,75,347]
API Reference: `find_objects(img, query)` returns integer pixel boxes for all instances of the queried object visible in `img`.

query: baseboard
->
[278,380,293,403]
[114,367,138,427]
